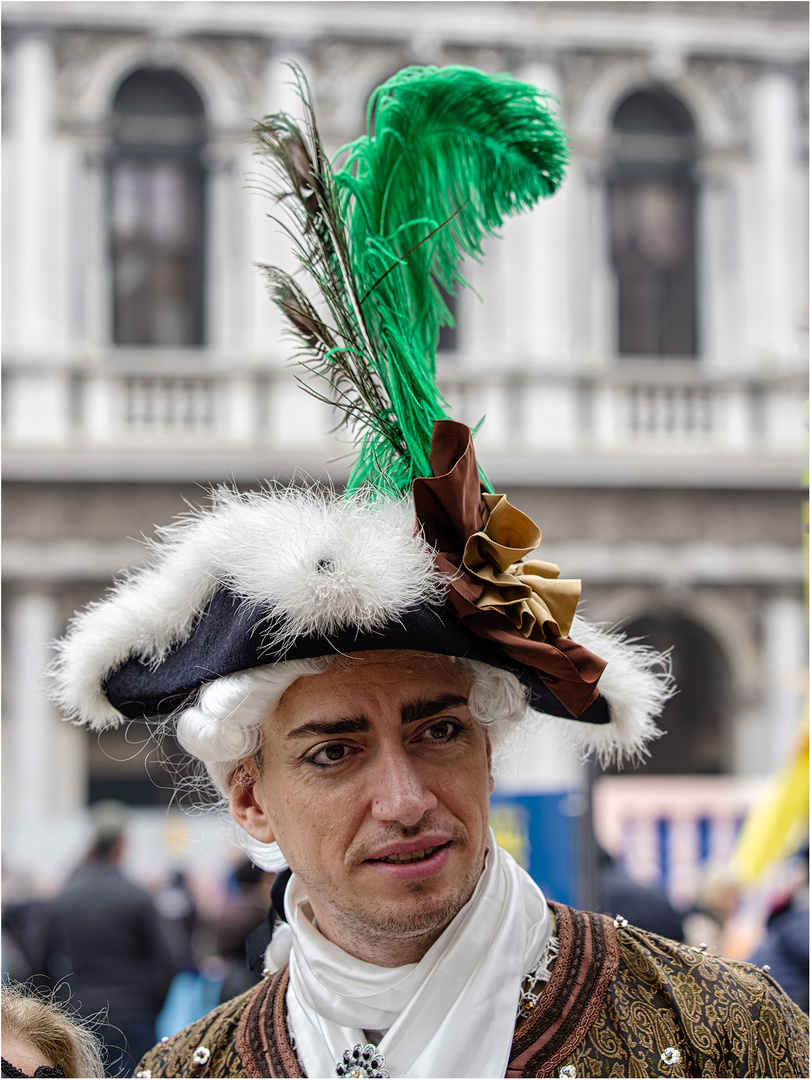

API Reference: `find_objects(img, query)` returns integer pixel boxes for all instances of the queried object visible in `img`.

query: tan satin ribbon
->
[463,492,581,640]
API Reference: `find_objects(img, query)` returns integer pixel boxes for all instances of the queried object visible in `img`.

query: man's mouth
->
[362,838,454,878]
[378,844,443,864]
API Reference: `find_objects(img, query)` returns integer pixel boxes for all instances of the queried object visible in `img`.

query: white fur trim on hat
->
[47,487,444,731]
[535,614,673,766]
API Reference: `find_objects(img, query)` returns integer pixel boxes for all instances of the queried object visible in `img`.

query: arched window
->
[609,89,698,358]
[109,69,206,346]
[610,612,732,774]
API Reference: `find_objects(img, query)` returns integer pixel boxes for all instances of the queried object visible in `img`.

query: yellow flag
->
[731,708,809,885]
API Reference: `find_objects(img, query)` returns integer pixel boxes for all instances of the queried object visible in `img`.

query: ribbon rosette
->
[412,420,606,718]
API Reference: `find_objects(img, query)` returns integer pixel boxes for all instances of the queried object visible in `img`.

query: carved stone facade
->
[2,2,806,894]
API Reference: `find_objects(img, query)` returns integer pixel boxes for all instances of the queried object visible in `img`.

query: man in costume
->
[48,66,808,1078]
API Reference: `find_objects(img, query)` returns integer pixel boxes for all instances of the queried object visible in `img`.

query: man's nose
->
[370,749,438,826]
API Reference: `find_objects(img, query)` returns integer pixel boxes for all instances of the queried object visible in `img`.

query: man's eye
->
[421,720,459,742]
[309,743,352,766]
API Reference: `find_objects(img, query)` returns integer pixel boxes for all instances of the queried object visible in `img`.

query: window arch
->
[109,68,206,346]
[609,611,732,775]
[608,88,698,358]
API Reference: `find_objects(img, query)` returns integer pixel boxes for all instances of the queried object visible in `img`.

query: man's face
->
[230,650,494,966]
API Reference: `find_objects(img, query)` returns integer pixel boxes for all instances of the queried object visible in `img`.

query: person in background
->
[1,981,106,1078]
[749,845,809,1012]
[593,844,686,942]
[208,859,276,1003]
[154,868,198,976]
[30,803,173,1077]
[682,862,756,957]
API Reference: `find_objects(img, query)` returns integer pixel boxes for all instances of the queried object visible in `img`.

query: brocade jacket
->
[135,902,809,1079]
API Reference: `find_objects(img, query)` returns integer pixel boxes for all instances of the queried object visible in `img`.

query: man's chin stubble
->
[331,871,482,955]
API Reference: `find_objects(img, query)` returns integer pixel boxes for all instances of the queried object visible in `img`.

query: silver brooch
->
[336,1043,389,1078]
[559,1066,577,1078]
[192,1045,211,1065]
[661,1047,682,1066]
[517,934,560,1017]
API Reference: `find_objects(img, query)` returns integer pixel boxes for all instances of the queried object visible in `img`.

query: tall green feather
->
[253,64,568,495]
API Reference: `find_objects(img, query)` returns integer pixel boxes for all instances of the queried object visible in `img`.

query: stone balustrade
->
[3,354,806,486]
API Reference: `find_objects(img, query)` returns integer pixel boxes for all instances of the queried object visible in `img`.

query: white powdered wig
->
[534,614,673,767]
[47,487,444,731]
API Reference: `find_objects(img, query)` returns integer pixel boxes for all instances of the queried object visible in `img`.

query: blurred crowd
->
[2,803,807,1078]
[2,803,274,1078]
[593,840,809,1015]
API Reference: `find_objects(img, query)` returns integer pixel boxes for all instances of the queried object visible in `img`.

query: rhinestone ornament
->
[559,1066,577,1078]
[135,1072,152,1079]
[335,1043,389,1078]
[762,964,771,973]
[192,1045,211,1065]
[613,915,628,928]
[517,934,560,1018]
[661,1047,682,1066]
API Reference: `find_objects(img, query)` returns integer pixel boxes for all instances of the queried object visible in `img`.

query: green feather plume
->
[252,63,568,495]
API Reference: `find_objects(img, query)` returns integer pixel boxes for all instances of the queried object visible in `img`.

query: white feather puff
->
[531,614,674,766]
[48,487,444,731]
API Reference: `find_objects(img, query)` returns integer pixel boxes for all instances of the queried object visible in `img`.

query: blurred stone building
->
[2,2,807,897]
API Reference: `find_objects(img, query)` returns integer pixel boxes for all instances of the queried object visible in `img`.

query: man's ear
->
[229,759,276,844]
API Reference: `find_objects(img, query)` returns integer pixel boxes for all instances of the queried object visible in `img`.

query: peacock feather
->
[252,63,568,495]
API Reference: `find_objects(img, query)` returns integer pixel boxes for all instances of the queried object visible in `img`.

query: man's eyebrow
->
[284,695,468,740]
[401,695,468,726]
[285,717,371,740]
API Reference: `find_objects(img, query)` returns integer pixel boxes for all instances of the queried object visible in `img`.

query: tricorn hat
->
[48,65,671,764]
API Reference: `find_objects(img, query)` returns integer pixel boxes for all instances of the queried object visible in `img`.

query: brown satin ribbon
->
[412,419,606,718]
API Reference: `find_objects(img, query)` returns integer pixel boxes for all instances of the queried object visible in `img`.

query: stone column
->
[761,594,807,771]
[251,45,324,449]
[245,45,313,359]
[751,68,800,364]
[697,157,742,367]
[204,139,237,352]
[82,137,110,349]
[569,155,608,365]
[511,57,571,368]
[2,592,85,874]
[10,33,58,352]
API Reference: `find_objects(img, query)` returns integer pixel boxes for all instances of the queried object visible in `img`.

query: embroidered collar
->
[235,904,620,1079]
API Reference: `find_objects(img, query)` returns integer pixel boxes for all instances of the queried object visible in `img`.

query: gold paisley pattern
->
[136,905,809,1079]
[547,913,809,1080]
[135,984,261,1077]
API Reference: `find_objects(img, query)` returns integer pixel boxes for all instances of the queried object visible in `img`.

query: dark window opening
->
[109,69,206,346]
[88,725,211,809]
[609,89,698,358]
[604,612,731,775]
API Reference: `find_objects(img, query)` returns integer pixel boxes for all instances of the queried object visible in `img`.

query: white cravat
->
[278,832,550,1078]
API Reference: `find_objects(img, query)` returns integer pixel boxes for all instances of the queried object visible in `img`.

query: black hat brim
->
[104,586,610,726]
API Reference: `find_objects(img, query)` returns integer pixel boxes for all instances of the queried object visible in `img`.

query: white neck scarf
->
[279,833,550,1079]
